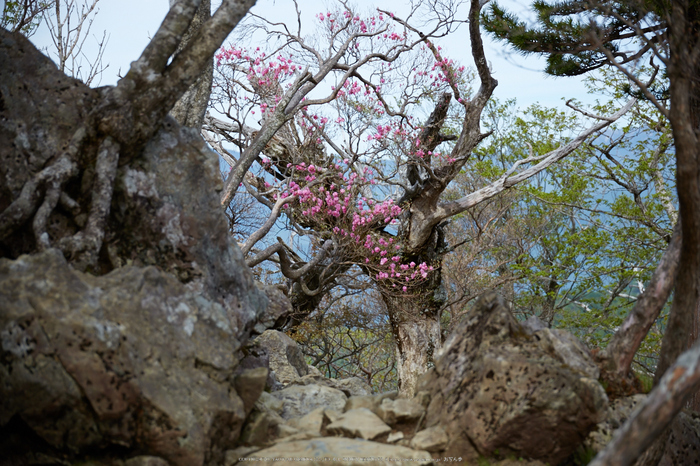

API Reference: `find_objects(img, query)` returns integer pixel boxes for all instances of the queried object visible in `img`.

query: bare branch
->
[240,193,296,255]
[434,98,636,223]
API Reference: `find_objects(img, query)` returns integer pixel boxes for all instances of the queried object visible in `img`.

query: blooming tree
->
[205,0,634,395]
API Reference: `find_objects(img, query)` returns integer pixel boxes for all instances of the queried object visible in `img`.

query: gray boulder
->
[344,391,398,414]
[293,374,373,397]
[252,285,293,336]
[584,394,647,452]
[377,398,425,427]
[410,426,448,452]
[326,408,392,440]
[124,457,170,466]
[421,292,608,465]
[252,330,309,385]
[659,410,700,465]
[286,407,333,436]
[333,377,373,396]
[0,250,259,465]
[586,394,700,465]
[272,384,347,420]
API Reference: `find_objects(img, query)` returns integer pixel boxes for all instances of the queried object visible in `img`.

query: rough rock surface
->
[0,250,265,466]
[410,426,448,452]
[246,437,434,465]
[287,408,334,436]
[377,397,425,426]
[326,408,392,440]
[659,410,700,465]
[420,292,608,465]
[584,394,647,452]
[344,392,398,413]
[253,330,309,384]
[124,457,171,466]
[292,373,373,397]
[272,384,348,420]
[585,394,700,465]
[331,376,373,396]
[0,32,276,465]
[252,285,293,336]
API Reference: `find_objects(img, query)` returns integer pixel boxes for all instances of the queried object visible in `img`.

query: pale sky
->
[24,0,594,111]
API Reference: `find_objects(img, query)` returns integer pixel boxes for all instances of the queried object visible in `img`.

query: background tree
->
[483,0,700,463]
[206,0,634,395]
[442,70,675,391]
[1,0,108,85]
[292,290,398,393]
[1,0,53,35]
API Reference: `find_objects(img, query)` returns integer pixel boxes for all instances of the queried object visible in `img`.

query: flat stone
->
[246,437,434,465]
[272,384,347,420]
[255,391,284,414]
[288,407,332,435]
[277,424,300,439]
[234,367,269,416]
[410,426,448,452]
[334,377,372,396]
[387,431,404,443]
[224,447,260,466]
[239,410,284,447]
[326,408,392,440]
[253,330,309,384]
[344,391,398,414]
[377,398,425,426]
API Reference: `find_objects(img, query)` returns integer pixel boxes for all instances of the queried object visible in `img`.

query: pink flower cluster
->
[268,160,433,291]
[215,45,300,114]
[334,79,387,117]
[316,9,389,35]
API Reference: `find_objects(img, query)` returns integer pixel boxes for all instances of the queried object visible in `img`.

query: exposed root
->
[59,192,82,218]
[58,136,120,271]
[0,126,85,242]
[0,152,80,242]
[32,180,62,250]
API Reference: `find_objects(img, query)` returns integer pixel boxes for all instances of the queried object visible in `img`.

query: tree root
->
[33,178,62,250]
[58,136,120,271]
[0,127,120,272]
[0,126,86,242]
[0,154,80,243]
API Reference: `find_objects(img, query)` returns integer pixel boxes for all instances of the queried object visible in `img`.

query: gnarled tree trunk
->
[381,229,447,397]
[170,0,213,129]
[383,289,444,397]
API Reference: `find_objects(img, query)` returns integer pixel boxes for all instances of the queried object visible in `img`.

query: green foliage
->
[442,67,674,370]
[1,0,52,36]
[481,0,663,78]
[291,291,398,393]
[570,444,597,465]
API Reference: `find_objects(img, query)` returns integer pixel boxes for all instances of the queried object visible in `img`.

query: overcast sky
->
[24,0,594,110]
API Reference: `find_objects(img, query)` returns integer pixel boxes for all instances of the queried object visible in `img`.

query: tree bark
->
[380,226,447,397]
[382,280,445,398]
[653,1,700,415]
[169,0,213,129]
